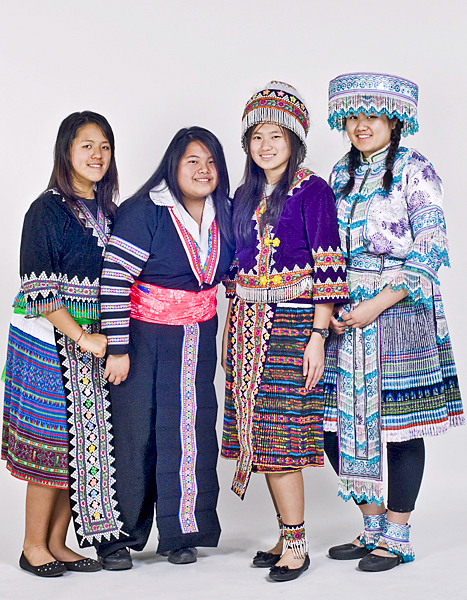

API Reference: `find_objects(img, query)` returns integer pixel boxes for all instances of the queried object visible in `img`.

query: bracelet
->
[75,330,84,344]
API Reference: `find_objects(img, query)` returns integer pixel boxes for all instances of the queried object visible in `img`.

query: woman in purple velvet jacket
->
[221,81,348,582]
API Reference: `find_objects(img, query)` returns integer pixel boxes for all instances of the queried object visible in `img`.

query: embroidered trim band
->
[178,324,200,533]
[361,512,386,549]
[380,520,415,562]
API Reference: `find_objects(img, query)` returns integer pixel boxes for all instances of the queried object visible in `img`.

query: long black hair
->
[133,126,233,246]
[233,126,303,246]
[341,119,403,197]
[47,111,118,219]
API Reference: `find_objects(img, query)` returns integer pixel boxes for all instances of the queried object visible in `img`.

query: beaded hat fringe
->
[241,81,309,160]
[328,72,419,137]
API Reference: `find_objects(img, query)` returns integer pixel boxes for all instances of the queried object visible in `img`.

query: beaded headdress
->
[328,72,419,137]
[241,81,309,158]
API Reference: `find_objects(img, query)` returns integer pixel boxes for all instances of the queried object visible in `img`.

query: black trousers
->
[324,431,425,513]
[98,317,221,557]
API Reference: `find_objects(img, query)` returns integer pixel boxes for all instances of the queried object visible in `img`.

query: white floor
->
[1,429,466,600]
[0,527,465,600]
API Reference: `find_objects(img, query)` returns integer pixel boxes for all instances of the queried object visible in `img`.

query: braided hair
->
[341,143,361,197]
[382,120,402,193]
[342,118,403,197]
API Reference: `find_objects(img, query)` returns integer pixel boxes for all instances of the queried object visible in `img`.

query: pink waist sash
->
[130,281,218,325]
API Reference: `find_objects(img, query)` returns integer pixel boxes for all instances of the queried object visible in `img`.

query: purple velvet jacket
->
[226,169,348,304]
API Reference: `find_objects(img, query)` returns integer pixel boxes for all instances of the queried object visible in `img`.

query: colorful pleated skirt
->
[2,313,68,487]
[222,298,324,499]
[324,297,464,440]
[2,313,126,546]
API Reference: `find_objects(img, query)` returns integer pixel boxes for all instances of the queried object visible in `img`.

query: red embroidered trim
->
[169,208,220,286]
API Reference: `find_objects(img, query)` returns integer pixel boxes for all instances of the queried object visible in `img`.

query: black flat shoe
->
[167,547,197,564]
[328,541,372,560]
[98,548,133,571]
[358,552,403,572]
[269,554,310,582]
[252,551,281,568]
[63,558,102,572]
[19,552,67,577]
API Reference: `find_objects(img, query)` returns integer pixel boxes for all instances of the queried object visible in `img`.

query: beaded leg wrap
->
[380,520,415,563]
[360,512,386,549]
[282,523,308,559]
[277,514,284,538]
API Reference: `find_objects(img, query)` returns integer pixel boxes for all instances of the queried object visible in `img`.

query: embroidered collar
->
[149,182,215,249]
[149,182,219,285]
[76,199,110,254]
[48,189,110,254]
[361,143,390,165]
[287,168,314,194]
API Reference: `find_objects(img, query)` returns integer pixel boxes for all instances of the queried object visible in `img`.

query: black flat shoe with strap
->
[358,551,403,572]
[269,554,310,582]
[252,551,281,568]
[328,537,372,560]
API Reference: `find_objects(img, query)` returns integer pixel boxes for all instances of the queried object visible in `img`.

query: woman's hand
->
[103,354,130,385]
[42,307,107,358]
[78,332,107,358]
[341,298,381,329]
[303,334,325,391]
[329,314,346,335]
[339,286,409,330]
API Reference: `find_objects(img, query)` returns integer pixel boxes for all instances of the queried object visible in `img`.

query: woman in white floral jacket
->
[323,72,464,572]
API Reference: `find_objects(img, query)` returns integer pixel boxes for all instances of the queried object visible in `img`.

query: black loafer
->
[19,552,67,577]
[252,551,281,568]
[167,547,197,564]
[328,542,372,560]
[358,552,403,572]
[98,548,133,571]
[63,558,102,572]
[269,554,310,582]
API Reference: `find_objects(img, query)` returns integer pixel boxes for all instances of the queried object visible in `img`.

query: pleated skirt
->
[323,297,464,441]
[222,298,324,476]
[2,314,68,487]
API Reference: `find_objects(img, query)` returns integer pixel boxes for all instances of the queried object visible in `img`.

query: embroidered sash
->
[130,281,217,326]
[230,299,275,499]
[55,326,127,546]
[336,254,404,504]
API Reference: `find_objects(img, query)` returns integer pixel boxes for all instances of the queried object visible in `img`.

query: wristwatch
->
[311,328,329,340]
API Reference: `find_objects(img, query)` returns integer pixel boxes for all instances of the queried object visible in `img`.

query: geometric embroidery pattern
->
[55,325,126,546]
[178,323,199,533]
[229,300,274,499]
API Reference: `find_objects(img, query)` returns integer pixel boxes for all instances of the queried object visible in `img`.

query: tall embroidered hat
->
[241,81,310,159]
[328,72,419,137]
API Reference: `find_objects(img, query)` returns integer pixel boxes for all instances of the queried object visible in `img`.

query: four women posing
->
[1,74,463,581]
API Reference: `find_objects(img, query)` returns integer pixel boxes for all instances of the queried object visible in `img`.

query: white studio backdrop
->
[0,0,465,597]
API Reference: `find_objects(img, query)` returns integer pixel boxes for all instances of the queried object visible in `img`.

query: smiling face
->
[249,123,291,184]
[70,123,111,197]
[346,113,395,158]
[177,141,218,203]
